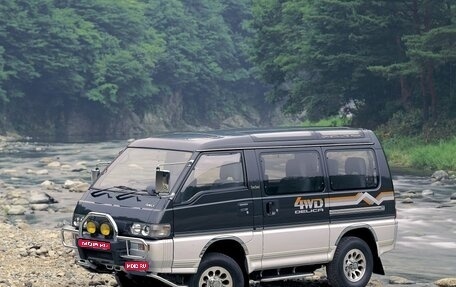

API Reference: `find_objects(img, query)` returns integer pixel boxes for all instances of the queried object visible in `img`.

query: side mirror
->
[91,167,100,183]
[156,169,171,194]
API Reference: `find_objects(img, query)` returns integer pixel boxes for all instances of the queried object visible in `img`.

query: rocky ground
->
[0,136,455,287]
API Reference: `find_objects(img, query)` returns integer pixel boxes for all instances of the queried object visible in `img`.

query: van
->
[61,128,397,287]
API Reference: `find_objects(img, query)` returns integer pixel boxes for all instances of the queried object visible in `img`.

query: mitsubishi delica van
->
[61,128,397,287]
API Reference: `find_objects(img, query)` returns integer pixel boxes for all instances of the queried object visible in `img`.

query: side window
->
[180,152,245,201]
[326,149,379,191]
[260,151,324,195]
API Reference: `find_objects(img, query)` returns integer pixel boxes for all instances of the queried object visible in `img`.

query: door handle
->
[266,201,278,216]
[238,202,251,215]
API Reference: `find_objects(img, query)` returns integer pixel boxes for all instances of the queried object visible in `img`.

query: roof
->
[128,127,379,151]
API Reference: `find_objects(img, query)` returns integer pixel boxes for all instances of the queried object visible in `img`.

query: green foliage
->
[300,116,352,127]
[251,0,456,130]
[0,0,264,134]
[382,136,456,170]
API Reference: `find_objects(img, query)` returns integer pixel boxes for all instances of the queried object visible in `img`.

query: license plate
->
[124,261,149,271]
[77,239,111,251]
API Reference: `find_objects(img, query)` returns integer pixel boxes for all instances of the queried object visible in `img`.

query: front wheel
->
[189,253,244,287]
[327,236,373,287]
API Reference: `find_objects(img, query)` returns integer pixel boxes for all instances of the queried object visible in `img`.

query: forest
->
[0,0,455,145]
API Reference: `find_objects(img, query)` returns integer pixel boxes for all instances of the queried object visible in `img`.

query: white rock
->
[389,276,415,285]
[60,164,72,171]
[69,182,90,193]
[35,169,49,175]
[7,205,27,215]
[47,161,61,168]
[434,278,456,287]
[63,180,76,189]
[76,161,87,166]
[127,138,135,143]
[29,191,54,204]
[432,170,449,182]
[39,157,54,164]
[2,169,17,175]
[422,189,434,196]
[402,198,414,204]
[11,198,29,205]
[26,169,36,175]
[30,204,49,211]
[40,180,56,190]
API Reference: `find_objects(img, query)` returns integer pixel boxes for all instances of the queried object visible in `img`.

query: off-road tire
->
[189,252,244,287]
[327,236,373,287]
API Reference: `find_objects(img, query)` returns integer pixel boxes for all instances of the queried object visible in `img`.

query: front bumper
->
[61,212,184,287]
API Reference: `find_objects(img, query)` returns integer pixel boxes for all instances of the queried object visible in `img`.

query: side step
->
[250,272,314,284]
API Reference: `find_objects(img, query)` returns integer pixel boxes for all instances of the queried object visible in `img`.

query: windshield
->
[93,148,192,192]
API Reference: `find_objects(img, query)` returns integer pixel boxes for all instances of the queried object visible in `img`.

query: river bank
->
[0,138,455,287]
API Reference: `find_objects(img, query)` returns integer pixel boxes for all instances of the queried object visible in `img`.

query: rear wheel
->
[189,253,244,287]
[327,236,373,287]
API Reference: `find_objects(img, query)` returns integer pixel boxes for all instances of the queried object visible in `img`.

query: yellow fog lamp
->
[86,221,97,234]
[100,222,111,236]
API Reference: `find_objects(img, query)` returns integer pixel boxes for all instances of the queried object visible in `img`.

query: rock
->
[435,278,456,287]
[30,204,49,211]
[6,205,27,215]
[389,276,415,285]
[69,182,90,193]
[35,169,49,175]
[26,169,36,174]
[422,189,434,196]
[39,157,54,164]
[127,138,135,143]
[71,167,86,172]
[401,191,422,199]
[47,161,61,168]
[40,180,56,190]
[431,181,444,186]
[29,191,56,204]
[432,170,449,182]
[436,203,454,208]
[11,198,29,205]
[402,198,414,204]
[2,169,17,175]
[451,193,456,200]
[60,164,72,171]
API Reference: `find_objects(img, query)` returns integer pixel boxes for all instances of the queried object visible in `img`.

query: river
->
[0,139,455,285]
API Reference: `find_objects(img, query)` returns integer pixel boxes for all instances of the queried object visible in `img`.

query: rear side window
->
[260,151,324,195]
[326,149,379,191]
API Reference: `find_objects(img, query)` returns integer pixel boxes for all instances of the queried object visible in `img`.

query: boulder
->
[422,189,434,196]
[389,276,415,285]
[6,205,27,215]
[60,164,72,171]
[435,278,456,287]
[432,170,449,182]
[40,180,56,190]
[26,169,36,175]
[47,161,61,168]
[402,198,414,204]
[11,198,29,205]
[30,204,49,211]
[35,169,49,175]
[69,182,90,193]
[29,191,56,204]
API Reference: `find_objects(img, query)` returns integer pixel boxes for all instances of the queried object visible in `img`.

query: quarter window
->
[326,149,379,191]
[260,151,324,195]
[180,152,245,201]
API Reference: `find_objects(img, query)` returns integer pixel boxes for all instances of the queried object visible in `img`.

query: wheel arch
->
[199,237,249,275]
[335,226,385,275]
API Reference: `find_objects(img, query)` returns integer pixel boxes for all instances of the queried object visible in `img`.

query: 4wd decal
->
[294,191,395,215]
[294,197,325,214]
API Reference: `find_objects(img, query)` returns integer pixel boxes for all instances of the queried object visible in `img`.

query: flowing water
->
[0,140,455,284]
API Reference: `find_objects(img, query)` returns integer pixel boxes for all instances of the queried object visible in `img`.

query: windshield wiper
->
[91,185,146,199]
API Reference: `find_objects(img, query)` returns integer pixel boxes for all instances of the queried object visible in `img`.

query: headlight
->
[72,214,84,228]
[100,222,111,236]
[130,223,171,238]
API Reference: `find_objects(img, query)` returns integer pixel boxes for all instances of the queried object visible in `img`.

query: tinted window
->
[260,151,324,195]
[180,152,244,201]
[326,149,379,191]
